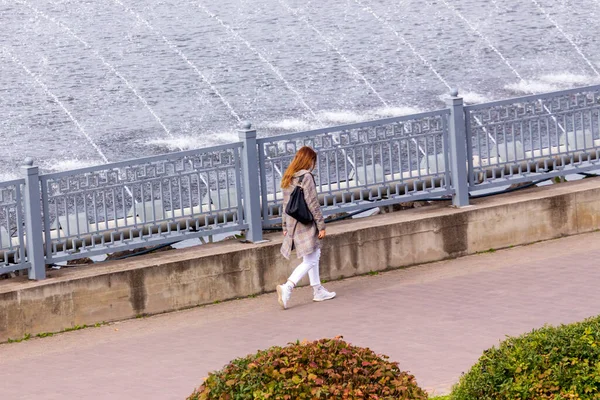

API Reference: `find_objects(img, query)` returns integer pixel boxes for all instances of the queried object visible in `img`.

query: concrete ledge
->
[1,179,600,342]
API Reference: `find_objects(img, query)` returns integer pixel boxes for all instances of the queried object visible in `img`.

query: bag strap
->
[293,172,312,188]
[293,174,305,187]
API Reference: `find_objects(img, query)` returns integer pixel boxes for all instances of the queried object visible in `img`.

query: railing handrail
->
[256,108,451,144]
[0,178,25,188]
[39,141,243,180]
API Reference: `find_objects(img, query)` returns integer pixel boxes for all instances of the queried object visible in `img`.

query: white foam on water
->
[147,136,208,151]
[207,130,239,143]
[373,106,422,117]
[539,73,599,86]
[147,131,238,151]
[266,106,424,133]
[505,80,560,94]
[461,92,490,104]
[48,159,102,171]
[266,118,316,131]
[0,172,19,182]
[318,110,368,124]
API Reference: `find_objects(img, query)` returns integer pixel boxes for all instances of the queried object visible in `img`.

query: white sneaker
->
[313,286,336,302]
[277,284,292,310]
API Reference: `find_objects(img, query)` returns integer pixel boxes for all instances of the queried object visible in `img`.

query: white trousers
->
[288,248,321,287]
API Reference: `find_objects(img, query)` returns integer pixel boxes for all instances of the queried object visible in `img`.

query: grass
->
[477,248,496,254]
[6,322,107,344]
[7,333,31,343]
[429,396,450,400]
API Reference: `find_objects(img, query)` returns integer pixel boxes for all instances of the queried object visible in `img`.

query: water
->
[2,47,110,164]
[112,0,242,124]
[279,0,390,107]
[17,0,175,142]
[197,1,320,122]
[356,0,452,91]
[1,0,600,178]
[438,0,525,82]
[530,0,600,77]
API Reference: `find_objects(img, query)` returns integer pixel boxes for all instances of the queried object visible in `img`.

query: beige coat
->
[280,170,325,259]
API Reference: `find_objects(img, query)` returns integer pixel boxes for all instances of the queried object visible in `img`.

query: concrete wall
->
[1,179,599,342]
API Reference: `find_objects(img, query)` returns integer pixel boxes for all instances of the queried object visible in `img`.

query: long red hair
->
[280,146,317,189]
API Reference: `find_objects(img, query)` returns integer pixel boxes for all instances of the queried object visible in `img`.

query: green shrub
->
[451,315,600,400]
[188,337,428,399]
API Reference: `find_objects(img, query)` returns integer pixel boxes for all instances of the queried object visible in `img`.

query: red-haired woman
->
[277,146,336,310]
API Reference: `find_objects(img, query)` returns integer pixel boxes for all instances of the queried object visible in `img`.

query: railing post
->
[446,89,470,207]
[238,122,264,243]
[21,158,46,280]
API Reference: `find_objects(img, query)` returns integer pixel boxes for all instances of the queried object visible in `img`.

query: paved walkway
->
[2,232,600,399]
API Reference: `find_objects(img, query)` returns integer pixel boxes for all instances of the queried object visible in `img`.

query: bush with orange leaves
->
[188,337,428,400]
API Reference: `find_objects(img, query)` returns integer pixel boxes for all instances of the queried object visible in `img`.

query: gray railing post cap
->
[240,121,252,130]
[450,89,459,97]
[23,157,34,166]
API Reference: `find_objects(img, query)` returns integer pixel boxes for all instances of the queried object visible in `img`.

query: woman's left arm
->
[303,174,325,231]
[282,188,290,234]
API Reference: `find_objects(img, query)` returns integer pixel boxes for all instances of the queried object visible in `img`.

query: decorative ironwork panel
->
[257,110,453,226]
[39,144,246,262]
[0,179,28,273]
[466,85,600,189]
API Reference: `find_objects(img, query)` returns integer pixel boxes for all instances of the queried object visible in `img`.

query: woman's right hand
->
[318,229,326,239]
[283,231,287,236]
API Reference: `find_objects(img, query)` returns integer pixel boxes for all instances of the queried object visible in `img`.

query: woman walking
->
[277,146,336,310]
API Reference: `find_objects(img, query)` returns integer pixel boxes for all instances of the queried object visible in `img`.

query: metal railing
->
[2,84,600,280]
[465,85,600,189]
[0,179,28,276]
[38,143,246,264]
[257,109,455,226]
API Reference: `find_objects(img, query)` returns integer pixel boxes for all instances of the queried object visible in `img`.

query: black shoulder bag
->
[285,175,314,224]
